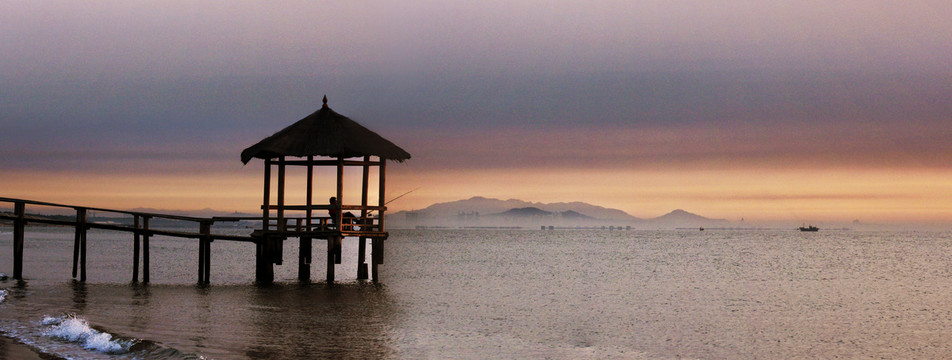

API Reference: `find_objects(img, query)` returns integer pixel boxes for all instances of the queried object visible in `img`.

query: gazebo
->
[241,96,410,284]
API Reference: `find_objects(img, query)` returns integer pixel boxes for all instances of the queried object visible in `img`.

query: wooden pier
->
[1,97,411,286]
[0,197,251,284]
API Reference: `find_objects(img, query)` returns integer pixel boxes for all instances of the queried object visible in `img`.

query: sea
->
[2,227,952,359]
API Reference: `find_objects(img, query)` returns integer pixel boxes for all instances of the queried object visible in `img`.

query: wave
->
[0,289,6,303]
[36,314,203,359]
[41,314,137,355]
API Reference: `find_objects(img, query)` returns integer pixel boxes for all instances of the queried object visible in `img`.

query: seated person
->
[328,197,357,228]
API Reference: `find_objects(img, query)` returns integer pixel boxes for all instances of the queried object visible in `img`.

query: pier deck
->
[1,197,385,285]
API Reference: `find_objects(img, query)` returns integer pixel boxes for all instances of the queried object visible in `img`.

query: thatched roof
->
[241,97,411,164]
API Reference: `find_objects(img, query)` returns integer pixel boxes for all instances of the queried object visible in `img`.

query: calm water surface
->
[2,228,952,359]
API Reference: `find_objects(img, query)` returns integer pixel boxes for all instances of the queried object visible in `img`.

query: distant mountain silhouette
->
[491,207,553,217]
[388,196,726,228]
[559,210,594,219]
[651,209,727,224]
[401,196,640,222]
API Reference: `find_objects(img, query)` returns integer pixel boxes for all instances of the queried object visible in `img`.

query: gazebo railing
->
[254,204,387,237]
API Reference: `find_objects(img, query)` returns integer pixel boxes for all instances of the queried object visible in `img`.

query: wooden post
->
[143,216,150,283]
[72,208,84,278]
[204,234,211,284]
[12,201,25,280]
[358,156,370,279]
[298,237,311,282]
[326,236,336,283]
[371,238,380,282]
[378,158,387,231]
[255,238,274,284]
[80,210,87,282]
[263,158,271,232]
[336,156,344,228]
[277,156,286,232]
[357,237,368,280]
[133,215,140,282]
[307,155,313,231]
[198,221,211,285]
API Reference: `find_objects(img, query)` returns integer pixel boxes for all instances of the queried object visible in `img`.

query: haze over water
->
[3,228,952,359]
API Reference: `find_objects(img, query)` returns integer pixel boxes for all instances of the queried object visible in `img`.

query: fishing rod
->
[365,187,420,216]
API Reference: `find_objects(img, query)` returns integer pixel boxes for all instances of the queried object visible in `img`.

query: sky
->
[2,1,951,224]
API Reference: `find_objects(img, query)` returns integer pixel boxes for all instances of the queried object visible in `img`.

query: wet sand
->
[0,336,60,360]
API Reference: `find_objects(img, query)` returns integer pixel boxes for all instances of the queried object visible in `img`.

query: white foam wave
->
[41,314,137,354]
[0,289,6,303]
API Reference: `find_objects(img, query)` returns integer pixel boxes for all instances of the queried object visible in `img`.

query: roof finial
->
[322,95,328,108]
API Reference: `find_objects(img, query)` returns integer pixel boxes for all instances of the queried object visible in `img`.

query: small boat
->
[799,225,819,232]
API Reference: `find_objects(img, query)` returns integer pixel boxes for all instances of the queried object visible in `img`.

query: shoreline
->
[0,335,63,360]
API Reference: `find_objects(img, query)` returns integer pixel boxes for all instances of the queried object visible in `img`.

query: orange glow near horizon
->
[387,166,952,224]
[3,165,952,225]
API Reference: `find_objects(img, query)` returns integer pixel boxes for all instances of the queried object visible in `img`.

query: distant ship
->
[799,225,819,232]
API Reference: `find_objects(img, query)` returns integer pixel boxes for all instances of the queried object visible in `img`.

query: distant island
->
[387,196,727,229]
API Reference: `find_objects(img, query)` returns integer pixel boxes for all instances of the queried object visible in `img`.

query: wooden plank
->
[279,159,383,166]
[0,197,209,222]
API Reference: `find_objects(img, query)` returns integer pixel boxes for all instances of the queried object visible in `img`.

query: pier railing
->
[250,204,387,238]
[0,197,254,284]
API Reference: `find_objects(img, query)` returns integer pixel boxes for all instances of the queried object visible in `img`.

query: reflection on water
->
[5,229,952,358]
[245,283,395,359]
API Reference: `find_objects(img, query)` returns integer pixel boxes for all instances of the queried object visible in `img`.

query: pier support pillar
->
[133,215,140,282]
[298,237,312,282]
[143,216,151,283]
[371,238,383,282]
[79,209,87,282]
[255,238,275,285]
[357,236,368,280]
[12,202,25,280]
[72,208,86,278]
[198,222,211,285]
[326,236,338,283]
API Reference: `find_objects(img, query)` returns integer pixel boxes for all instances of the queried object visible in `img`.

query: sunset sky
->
[2,1,950,224]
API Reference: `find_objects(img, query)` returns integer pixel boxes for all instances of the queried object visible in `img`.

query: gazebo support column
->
[326,236,338,283]
[255,238,275,285]
[357,156,370,280]
[262,159,271,231]
[371,238,381,282]
[357,237,368,280]
[298,237,311,282]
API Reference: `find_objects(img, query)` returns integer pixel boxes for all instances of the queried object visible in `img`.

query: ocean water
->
[2,228,952,359]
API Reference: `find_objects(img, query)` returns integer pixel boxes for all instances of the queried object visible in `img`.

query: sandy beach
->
[0,336,56,360]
